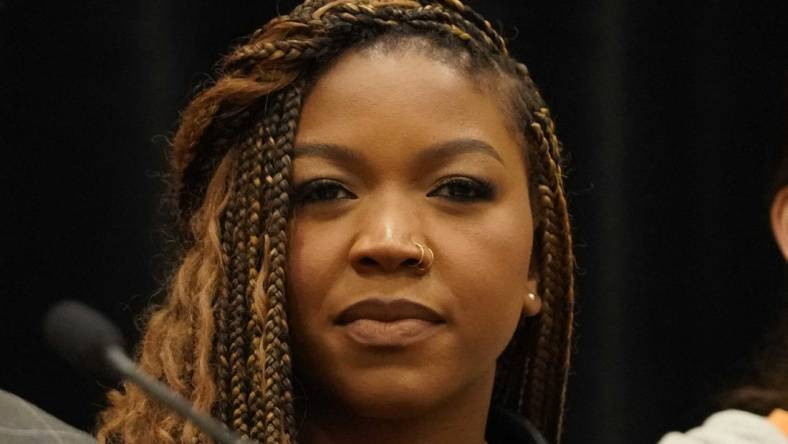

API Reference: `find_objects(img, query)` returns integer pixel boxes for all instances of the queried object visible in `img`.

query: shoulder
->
[658,409,788,444]
[0,388,97,444]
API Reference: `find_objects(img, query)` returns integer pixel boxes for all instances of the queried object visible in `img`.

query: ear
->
[522,277,542,317]
[771,187,788,261]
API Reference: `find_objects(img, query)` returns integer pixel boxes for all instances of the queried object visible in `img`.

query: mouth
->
[335,298,446,347]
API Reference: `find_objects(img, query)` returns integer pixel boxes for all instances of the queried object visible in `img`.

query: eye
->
[294,179,356,204]
[427,177,495,202]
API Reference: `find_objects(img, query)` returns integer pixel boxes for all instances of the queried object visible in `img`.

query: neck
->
[297,369,495,444]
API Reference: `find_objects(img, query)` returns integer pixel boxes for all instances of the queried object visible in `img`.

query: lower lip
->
[341,319,444,347]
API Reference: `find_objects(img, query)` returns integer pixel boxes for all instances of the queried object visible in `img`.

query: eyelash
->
[293,179,356,204]
[427,177,495,202]
[293,176,495,205]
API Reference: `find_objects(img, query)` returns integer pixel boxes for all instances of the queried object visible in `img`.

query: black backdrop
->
[1,1,785,443]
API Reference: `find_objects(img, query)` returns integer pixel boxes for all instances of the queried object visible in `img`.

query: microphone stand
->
[105,345,254,444]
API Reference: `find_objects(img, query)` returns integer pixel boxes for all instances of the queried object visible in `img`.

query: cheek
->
[438,203,533,350]
[286,218,346,328]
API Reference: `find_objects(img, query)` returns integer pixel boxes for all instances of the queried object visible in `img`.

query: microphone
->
[43,300,254,444]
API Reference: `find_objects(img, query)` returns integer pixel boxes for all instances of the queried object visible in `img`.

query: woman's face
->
[287,47,535,418]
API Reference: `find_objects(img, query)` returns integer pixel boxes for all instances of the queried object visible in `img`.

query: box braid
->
[260,84,303,442]
[96,1,574,443]
[225,125,254,436]
[527,108,574,435]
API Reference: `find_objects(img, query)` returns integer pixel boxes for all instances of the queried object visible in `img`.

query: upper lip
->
[335,298,445,324]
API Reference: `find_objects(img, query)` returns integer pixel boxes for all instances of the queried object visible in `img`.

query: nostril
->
[402,258,419,267]
[359,257,377,266]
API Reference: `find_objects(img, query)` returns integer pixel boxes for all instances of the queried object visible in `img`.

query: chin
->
[330,367,451,419]
[342,388,440,420]
[292,335,480,420]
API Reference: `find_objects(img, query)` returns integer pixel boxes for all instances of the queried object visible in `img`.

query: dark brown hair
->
[721,76,788,415]
[720,310,788,414]
[97,1,575,443]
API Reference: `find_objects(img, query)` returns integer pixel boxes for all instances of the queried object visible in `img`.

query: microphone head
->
[42,300,125,377]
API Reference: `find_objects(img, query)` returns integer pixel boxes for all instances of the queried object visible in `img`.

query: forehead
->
[295,48,524,167]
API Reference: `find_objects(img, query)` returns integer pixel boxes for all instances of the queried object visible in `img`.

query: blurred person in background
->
[658,83,788,444]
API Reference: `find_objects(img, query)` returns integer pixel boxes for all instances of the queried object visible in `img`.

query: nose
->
[348,197,424,274]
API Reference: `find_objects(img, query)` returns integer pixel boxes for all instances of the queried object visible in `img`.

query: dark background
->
[1,1,785,443]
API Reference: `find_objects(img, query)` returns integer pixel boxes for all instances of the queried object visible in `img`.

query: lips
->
[335,298,445,325]
[335,298,446,347]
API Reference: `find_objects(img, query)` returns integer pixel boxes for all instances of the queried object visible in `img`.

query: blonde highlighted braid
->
[96,1,574,443]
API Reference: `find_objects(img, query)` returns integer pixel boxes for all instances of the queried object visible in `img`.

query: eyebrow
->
[293,142,365,165]
[416,138,504,165]
[293,138,504,166]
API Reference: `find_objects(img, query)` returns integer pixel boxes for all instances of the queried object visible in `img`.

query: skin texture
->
[767,187,788,436]
[771,187,788,261]
[286,47,540,444]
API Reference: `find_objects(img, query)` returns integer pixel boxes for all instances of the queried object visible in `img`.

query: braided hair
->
[96,1,574,443]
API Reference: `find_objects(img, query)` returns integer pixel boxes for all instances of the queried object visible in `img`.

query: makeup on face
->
[286,47,534,421]
[334,298,446,347]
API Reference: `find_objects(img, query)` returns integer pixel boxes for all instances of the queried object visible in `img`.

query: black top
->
[486,406,551,444]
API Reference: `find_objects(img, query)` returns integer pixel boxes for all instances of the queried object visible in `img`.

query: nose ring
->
[414,242,435,273]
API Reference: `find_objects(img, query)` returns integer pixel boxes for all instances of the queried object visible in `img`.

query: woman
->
[96,1,574,443]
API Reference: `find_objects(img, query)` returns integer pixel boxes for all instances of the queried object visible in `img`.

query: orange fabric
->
[768,409,788,437]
